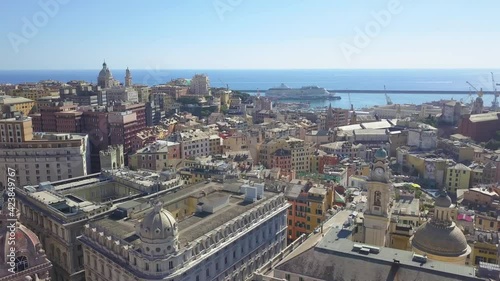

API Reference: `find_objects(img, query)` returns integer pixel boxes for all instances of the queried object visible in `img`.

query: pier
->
[237,89,496,95]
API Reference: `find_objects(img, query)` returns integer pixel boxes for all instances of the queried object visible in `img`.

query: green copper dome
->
[374,148,388,159]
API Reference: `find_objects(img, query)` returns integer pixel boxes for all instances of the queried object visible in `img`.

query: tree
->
[220,104,229,114]
[495,130,500,141]
[394,189,401,201]
[415,189,423,199]
[485,139,500,150]
[178,96,199,105]
[231,90,251,103]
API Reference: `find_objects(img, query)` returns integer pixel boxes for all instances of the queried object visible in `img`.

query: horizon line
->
[1,67,500,71]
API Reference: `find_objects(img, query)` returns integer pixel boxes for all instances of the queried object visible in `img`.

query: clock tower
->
[363,148,392,247]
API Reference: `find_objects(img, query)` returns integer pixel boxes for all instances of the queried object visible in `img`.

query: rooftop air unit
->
[244,186,258,203]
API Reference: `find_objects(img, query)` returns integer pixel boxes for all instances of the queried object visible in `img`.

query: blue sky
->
[0,0,499,69]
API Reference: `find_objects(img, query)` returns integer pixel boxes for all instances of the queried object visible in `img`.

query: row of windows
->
[141,154,167,160]
[449,170,467,175]
[0,130,21,137]
[477,219,495,228]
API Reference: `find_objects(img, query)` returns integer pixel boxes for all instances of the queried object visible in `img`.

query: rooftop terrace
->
[91,181,276,247]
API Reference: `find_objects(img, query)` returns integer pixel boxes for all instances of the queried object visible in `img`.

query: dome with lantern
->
[374,148,388,160]
[136,202,179,256]
[139,204,177,241]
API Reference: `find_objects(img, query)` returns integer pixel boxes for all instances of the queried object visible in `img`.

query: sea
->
[0,69,498,109]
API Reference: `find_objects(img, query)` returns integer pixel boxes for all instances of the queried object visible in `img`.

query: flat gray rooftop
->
[178,192,274,245]
[392,197,420,216]
[136,181,223,206]
[275,227,480,281]
[91,184,275,248]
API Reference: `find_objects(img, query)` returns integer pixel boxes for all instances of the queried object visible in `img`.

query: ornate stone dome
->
[374,148,388,160]
[138,204,177,241]
[98,68,107,78]
[411,221,470,257]
[434,191,452,208]
[98,62,112,78]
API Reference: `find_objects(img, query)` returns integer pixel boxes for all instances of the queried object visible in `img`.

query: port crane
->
[384,85,393,105]
[491,72,499,111]
[218,79,229,90]
[466,81,482,96]
[348,91,353,109]
[466,81,483,112]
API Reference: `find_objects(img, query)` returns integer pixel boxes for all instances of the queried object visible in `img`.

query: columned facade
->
[80,195,289,281]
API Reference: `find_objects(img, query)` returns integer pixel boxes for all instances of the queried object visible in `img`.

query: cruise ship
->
[265,84,340,100]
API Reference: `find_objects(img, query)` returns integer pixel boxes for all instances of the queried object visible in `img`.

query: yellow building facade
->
[475,214,500,232]
[406,153,425,175]
[470,240,498,265]
[306,187,333,232]
[445,163,471,193]
[0,96,35,116]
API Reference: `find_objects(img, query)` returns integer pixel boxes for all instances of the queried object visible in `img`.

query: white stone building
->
[0,132,90,188]
[15,170,180,281]
[190,74,210,96]
[79,182,289,281]
[408,127,438,150]
[106,87,139,104]
[99,145,125,170]
[168,130,221,159]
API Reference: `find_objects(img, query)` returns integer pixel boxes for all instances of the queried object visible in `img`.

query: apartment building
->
[168,129,222,159]
[128,141,170,171]
[467,231,498,265]
[259,137,314,174]
[189,74,210,95]
[319,141,368,160]
[318,105,349,130]
[179,156,235,184]
[445,163,472,193]
[284,180,334,242]
[0,95,35,116]
[106,87,139,104]
[0,117,89,188]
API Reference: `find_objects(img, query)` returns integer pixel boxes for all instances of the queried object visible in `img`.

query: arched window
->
[14,256,29,272]
[374,191,382,207]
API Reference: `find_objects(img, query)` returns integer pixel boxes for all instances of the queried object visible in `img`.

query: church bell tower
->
[125,67,132,87]
[363,148,392,247]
